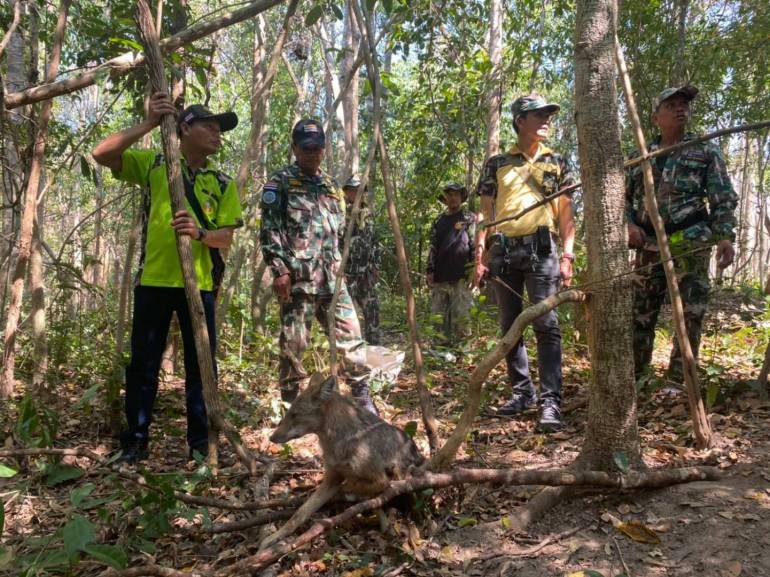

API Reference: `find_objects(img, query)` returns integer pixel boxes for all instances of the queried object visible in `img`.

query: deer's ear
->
[309,372,325,388]
[319,376,338,401]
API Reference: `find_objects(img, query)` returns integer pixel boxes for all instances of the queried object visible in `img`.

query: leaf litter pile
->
[1,287,770,577]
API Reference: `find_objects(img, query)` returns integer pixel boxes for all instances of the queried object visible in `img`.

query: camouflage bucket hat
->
[653,85,699,110]
[343,175,362,189]
[439,182,468,203]
[511,94,560,123]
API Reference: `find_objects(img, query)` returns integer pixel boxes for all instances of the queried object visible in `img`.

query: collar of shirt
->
[509,142,553,164]
[181,156,220,180]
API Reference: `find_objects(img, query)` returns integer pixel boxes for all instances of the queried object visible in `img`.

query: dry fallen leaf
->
[616,520,662,544]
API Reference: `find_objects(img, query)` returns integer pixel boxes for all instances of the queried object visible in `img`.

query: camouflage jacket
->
[259,163,345,295]
[625,134,737,243]
[427,208,477,282]
[344,203,381,278]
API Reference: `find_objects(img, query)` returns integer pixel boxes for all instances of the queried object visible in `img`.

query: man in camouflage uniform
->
[475,94,577,432]
[343,176,382,345]
[427,183,476,342]
[259,119,376,413]
[626,85,737,381]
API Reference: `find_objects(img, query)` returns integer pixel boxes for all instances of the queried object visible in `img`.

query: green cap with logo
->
[343,175,362,189]
[653,85,698,110]
[439,182,468,203]
[511,94,560,123]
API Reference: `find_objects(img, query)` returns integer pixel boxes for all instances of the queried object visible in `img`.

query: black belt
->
[503,233,538,247]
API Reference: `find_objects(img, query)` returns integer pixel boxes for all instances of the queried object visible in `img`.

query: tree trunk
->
[673,0,689,85]
[484,0,503,159]
[1,0,71,398]
[30,185,48,393]
[572,0,642,470]
[341,0,360,180]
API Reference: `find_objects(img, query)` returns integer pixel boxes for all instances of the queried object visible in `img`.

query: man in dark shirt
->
[427,183,476,342]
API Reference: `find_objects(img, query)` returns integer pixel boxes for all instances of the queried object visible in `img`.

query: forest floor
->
[2,286,770,577]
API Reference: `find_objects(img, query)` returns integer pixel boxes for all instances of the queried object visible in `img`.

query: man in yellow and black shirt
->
[475,94,576,431]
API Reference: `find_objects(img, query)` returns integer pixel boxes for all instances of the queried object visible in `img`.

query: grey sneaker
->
[496,393,538,416]
[537,400,563,432]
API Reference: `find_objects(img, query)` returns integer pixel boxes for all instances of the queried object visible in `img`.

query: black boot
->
[117,437,149,464]
[351,382,379,415]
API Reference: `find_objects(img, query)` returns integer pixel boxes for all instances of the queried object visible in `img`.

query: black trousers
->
[122,286,216,449]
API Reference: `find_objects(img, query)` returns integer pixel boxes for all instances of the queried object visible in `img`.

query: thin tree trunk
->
[30,185,48,392]
[572,0,642,470]
[485,0,503,158]
[91,159,104,308]
[1,0,71,398]
[673,0,689,85]
[135,0,258,474]
[353,0,440,451]
[109,201,141,433]
[615,37,713,449]
[341,0,360,179]
[250,253,270,330]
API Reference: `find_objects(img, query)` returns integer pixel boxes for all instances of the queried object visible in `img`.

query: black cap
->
[292,119,325,149]
[178,104,238,132]
[439,182,468,203]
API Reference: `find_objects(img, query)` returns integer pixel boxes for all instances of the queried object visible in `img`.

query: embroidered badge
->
[289,178,303,186]
[454,221,464,230]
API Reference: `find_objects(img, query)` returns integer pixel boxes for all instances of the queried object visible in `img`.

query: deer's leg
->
[259,473,342,550]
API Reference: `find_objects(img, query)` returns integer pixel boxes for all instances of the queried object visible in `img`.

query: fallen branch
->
[221,465,720,574]
[203,509,294,534]
[4,0,287,110]
[429,289,587,471]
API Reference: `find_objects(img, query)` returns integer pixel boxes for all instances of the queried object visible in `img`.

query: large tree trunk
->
[1,0,71,398]
[573,0,642,470]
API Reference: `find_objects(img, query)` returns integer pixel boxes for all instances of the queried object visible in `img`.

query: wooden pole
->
[135,0,260,473]
[352,0,440,451]
[615,37,713,449]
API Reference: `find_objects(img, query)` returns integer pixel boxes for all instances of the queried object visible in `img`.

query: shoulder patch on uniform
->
[263,182,278,191]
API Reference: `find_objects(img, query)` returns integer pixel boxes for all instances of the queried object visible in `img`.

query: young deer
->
[260,373,424,549]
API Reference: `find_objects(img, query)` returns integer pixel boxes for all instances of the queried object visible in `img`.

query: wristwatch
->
[198,228,207,241]
[560,252,575,262]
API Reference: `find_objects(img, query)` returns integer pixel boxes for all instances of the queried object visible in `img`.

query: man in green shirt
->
[92,93,243,463]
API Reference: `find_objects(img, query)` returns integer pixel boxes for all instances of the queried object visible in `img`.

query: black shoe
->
[189,442,209,461]
[351,383,379,416]
[537,400,563,432]
[280,384,299,404]
[117,439,149,464]
[496,393,537,417]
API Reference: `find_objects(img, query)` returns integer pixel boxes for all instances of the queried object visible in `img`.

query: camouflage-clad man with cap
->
[475,94,577,432]
[260,119,377,413]
[626,85,737,381]
[426,183,476,341]
[343,175,382,345]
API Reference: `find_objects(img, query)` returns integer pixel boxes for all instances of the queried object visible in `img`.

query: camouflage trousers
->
[347,274,381,345]
[431,280,473,342]
[632,248,711,379]
[279,288,370,398]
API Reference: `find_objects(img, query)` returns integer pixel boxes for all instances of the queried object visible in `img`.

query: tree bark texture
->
[573,0,642,469]
[135,0,258,473]
[1,0,70,398]
[615,37,713,450]
[4,0,287,110]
